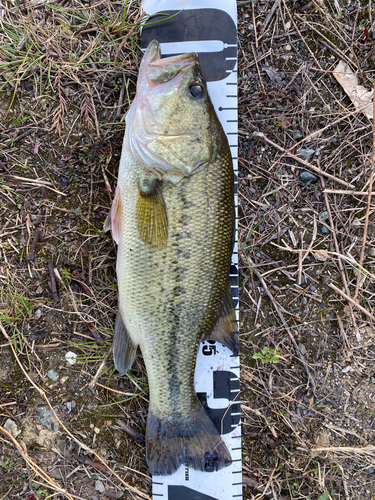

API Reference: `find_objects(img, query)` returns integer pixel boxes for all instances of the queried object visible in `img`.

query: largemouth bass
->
[105,40,239,476]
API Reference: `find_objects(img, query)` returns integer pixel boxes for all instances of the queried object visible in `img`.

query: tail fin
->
[146,398,232,476]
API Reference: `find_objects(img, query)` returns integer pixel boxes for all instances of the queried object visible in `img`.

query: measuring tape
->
[141,1,241,498]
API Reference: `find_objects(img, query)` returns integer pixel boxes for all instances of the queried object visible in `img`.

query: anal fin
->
[204,285,239,355]
[113,311,138,374]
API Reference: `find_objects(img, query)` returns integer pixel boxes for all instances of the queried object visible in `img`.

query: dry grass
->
[1,0,375,499]
[237,0,375,498]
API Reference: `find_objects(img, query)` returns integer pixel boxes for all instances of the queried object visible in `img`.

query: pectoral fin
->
[113,311,138,374]
[104,186,123,245]
[136,177,168,249]
[204,285,239,355]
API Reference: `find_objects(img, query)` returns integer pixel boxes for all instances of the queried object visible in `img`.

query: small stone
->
[249,187,256,194]
[259,224,265,233]
[4,418,21,438]
[300,171,318,183]
[293,131,303,140]
[301,297,307,305]
[67,401,76,412]
[25,83,33,90]
[299,344,307,356]
[248,23,254,30]
[297,148,315,160]
[371,377,375,384]
[95,480,105,493]
[35,309,42,319]
[59,176,69,187]
[367,467,375,474]
[352,217,361,227]
[321,225,329,234]
[23,269,36,279]
[47,369,59,381]
[94,427,100,434]
[35,286,43,295]
[331,137,338,146]
[319,211,329,223]
[65,351,77,365]
[35,406,59,432]
[310,285,316,292]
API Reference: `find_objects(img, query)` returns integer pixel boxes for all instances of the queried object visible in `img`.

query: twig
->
[87,322,105,346]
[101,164,113,201]
[246,256,316,389]
[0,323,151,498]
[328,283,375,323]
[321,173,358,335]
[251,44,265,94]
[311,445,375,454]
[354,87,375,299]
[253,131,355,189]
[71,270,93,297]
[25,228,42,263]
[116,74,127,119]
[47,259,59,304]
[89,345,113,389]
[297,233,303,285]
[115,420,145,444]
[336,314,351,352]
[323,189,375,196]
[0,426,73,499]
[243,475,288,500]
[261,0,280,33]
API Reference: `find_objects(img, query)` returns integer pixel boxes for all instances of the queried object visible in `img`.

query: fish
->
[105,39,239,476]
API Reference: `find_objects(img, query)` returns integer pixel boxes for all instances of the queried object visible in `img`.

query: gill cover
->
[125,40,214,184]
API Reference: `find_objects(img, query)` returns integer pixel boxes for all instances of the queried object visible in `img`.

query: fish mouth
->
[142,40,198,84]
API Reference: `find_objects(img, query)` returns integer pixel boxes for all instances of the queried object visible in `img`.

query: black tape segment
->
[197,371,241,435]
[168,485,219,500]
[142,9,237,82]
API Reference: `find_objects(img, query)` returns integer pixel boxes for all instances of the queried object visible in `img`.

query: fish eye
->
[189,84,203,99]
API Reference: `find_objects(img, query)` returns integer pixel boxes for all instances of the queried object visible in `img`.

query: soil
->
[1,1,375,499]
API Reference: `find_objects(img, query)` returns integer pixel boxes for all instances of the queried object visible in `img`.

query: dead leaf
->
[316,430,330,447]
[264,67,287,86]
[313,251,330,261]
[333,60,373,119]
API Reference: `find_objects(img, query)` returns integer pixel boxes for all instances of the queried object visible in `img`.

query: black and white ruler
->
[141,2,241,498]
